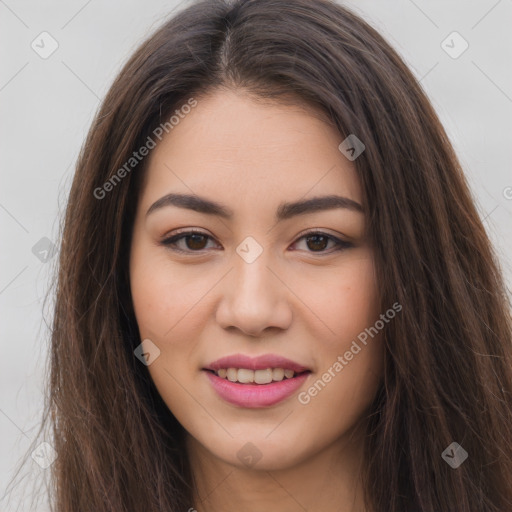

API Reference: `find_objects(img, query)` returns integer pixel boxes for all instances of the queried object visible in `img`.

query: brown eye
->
[161,229,352,255]
[305,234,329,252]
[292,231,352,254]
[161,230,217,253]
[184,233,208,250]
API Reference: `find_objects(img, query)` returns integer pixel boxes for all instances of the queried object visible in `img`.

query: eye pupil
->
[187,234,208,250]
[306,234,328,252]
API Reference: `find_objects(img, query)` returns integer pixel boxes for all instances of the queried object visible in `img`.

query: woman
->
[22,0,512,510]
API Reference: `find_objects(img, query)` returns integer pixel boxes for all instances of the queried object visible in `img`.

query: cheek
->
[295,341,383,462]
[335,255,380,338]
[129,246,208,415]
[129,245,210,342]
[293,252,383,408]
[294,252,380,345]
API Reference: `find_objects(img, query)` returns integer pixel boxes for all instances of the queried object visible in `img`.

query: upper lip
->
[204,353,310,373]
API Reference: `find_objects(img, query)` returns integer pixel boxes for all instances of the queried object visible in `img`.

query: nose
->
[215,251,292,337]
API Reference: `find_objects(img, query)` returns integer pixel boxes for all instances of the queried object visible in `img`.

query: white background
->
[1,0,511,510]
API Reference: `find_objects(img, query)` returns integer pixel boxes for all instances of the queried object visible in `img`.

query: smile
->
[203,353,312,408]
[214,367,297,384]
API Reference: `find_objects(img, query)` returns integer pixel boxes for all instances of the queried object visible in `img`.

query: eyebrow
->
[146,193,363,221]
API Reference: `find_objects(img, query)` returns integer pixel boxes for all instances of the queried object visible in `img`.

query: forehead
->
[140,89,362,213]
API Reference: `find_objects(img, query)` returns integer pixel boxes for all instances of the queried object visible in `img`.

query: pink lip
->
[203,353,311,408]
[204,371,310,408]
[204,353,310,373]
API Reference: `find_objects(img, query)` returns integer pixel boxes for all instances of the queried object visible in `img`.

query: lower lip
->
[204,371,310,408]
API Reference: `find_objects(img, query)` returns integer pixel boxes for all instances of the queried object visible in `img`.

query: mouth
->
[202,354,312,408]
[204,367,310,384]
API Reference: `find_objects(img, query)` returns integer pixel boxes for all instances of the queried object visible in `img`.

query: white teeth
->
[215,367,298,383]
[254,368,273,384]
[272,368,285,381]
[284,369,294,379]
[237,368,254,383]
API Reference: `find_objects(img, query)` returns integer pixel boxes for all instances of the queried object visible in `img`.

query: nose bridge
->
[231,241,277,307]
[215,239,292,335]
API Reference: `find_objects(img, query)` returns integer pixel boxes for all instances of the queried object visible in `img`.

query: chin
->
[204,434,312,472]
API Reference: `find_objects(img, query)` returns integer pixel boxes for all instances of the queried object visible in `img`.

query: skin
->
[129,88,384,512]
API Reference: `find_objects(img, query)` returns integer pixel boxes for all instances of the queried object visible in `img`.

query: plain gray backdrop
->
[1,0,511,510]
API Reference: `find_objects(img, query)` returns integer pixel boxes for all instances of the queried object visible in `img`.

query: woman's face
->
[129,89,384,471]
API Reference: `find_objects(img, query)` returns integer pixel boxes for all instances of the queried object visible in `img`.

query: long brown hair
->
[9,0,512,510]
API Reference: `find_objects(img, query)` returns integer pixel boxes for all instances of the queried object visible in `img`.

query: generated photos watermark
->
[298,301,402,405]
[93,97,197,200]
[442,442,468,469]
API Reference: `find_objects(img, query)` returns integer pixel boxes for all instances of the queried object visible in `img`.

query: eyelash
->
[160,229,352,255]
